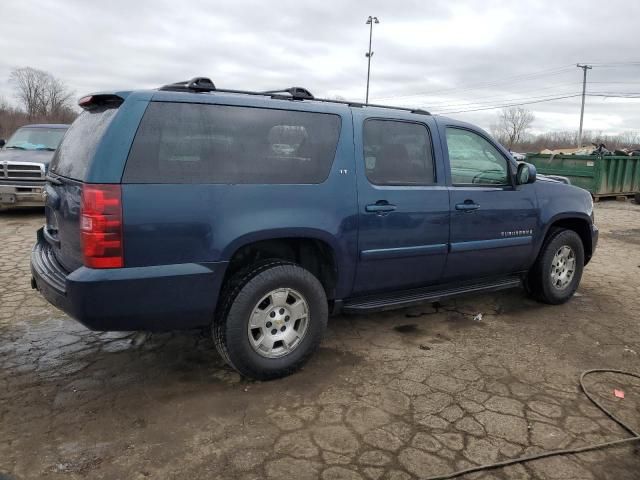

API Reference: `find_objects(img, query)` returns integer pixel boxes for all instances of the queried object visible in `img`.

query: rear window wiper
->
[5,145,26,150]
[45,174,63,185]
[36,147,56,151]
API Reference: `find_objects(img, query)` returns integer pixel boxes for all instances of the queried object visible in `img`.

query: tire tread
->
[528,228,584,304]
[213,260,327,380]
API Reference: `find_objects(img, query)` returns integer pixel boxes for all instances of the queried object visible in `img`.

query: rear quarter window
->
[123,102,342,184]
[50,107,118,180]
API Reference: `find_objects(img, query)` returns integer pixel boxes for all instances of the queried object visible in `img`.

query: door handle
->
[455,202,480,212]
[365,202,397,213]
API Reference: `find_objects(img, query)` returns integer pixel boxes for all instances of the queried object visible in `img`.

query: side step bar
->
[342,277,522,314]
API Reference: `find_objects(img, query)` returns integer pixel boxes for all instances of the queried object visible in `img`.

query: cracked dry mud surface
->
[1,202,640,480]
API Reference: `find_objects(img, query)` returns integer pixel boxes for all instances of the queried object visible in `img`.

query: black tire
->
[213,260,328,380]
[634,192,640,204]
[527,228,584,304]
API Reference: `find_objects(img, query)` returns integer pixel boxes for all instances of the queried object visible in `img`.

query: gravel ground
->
[1,201,639,480]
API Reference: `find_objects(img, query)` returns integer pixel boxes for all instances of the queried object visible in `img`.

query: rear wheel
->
[527,229,584,304]
[213,261,328,380]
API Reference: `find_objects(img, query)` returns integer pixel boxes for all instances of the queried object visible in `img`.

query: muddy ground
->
[1,201,639,480]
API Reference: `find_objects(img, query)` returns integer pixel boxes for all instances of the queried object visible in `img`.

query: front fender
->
[533,181,595,262]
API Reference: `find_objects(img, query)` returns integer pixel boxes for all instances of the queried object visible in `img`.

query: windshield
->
[5,127,67,151]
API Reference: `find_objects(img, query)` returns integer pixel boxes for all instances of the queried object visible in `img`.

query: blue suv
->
[31,77,598,379]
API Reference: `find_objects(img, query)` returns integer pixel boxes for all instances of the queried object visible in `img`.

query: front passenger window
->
[445,128,509,185]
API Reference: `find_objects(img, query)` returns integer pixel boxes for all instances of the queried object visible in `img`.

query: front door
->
[353,113,450,295]
[442,126,538,282]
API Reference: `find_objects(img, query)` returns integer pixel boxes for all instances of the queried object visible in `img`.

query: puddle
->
[394,324,420,333]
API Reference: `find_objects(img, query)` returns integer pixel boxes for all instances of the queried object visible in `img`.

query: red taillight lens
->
[81,184,123,268]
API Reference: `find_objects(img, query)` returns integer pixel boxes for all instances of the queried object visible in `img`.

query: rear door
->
[45,106,119,272]
[441,125,538,281]
[352,110,449,295]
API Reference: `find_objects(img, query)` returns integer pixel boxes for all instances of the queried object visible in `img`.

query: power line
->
[587,81,640,85]
[401,85,582,109]
[376,64,576,100]
[435,94,583,114]
[377,62,640,102]
[391,80,640,108]
[403,83,640,110]
[425,92,581,111]
[579,61,640,67]
[389,84,640,111]
[433,93,640,115]
[588,93,640,98]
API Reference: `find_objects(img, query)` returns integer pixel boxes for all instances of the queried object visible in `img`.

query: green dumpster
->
[526,154,640,199]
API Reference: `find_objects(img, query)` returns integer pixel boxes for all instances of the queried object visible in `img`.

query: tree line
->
[0,67,77,140]
[491,106,640,153]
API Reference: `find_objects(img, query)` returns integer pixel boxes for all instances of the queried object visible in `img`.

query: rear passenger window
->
[363,119,435,186]
[123,102,341,184]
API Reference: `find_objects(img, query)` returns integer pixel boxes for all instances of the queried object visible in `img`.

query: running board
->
[342,277,522,314]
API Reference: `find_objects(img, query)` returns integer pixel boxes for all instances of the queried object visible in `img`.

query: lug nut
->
[280,326,286,332]
[270,311,276,318]
[266,321,272,328]
[285,316,290,322]
[271,329,277,335]
[279,308,285,314]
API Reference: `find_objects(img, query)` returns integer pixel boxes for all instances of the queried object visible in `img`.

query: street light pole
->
[577,63,592,148]
[365,16,379,104]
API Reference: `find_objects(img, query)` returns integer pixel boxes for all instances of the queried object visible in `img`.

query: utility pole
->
[577,64,592,147]
[365,16,379,104]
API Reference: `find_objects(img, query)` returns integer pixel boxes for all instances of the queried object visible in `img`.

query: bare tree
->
[9,67,73,119]
[492,107,535,149]
[618,131,640,148]
[45,75,74,117]
[9,67,45,117]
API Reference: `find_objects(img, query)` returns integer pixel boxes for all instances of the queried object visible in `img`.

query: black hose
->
[422,369,640,480]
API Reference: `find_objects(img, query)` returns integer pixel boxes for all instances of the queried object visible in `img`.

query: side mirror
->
[0,139,5,148]
[516,162,536,185]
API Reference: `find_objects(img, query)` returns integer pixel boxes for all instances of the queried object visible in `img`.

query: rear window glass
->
[123,102,341,184]
[50,107,118,180]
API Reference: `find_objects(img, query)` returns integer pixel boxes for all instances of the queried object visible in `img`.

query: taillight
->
[81,184,123,268]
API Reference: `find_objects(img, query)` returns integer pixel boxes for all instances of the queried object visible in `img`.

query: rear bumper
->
[31,228,227,331]
[0,183,44,208]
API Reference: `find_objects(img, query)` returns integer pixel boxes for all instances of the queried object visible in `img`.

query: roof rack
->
[159,77,216,92]
[157,77,430,115]
[263,87,314,100]
[316,98,430,116]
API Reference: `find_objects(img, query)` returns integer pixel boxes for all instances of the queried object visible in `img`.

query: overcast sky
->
[1,0,639,135]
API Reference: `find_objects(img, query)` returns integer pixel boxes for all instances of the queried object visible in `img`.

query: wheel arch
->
[220,229,340,300]
[538,214,593,264]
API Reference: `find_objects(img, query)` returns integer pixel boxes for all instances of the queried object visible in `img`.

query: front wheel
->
[527,229,585,304]
[213,261,328,380]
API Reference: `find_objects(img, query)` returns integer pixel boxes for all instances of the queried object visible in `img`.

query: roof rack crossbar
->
[262,87,314,100]
[159,77,216,92]
[157,78,430,115]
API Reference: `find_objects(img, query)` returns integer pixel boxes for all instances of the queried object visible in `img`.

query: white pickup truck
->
[0,124,68,210]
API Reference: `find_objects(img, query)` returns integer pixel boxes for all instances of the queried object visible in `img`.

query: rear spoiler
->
[78,93,124,111]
